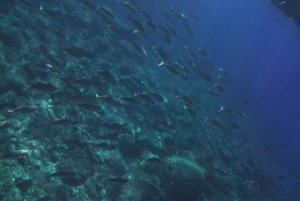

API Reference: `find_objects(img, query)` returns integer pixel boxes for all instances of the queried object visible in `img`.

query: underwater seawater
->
[0,0,300,200]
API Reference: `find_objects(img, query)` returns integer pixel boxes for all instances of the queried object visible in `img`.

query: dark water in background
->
[200,0,300,197]
[203,0,300,169]
[0,0,300,200]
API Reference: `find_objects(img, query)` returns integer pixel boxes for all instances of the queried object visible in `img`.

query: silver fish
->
[0,150,29,160]
[7,105,39,113]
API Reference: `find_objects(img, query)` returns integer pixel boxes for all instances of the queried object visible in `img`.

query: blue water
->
[0,0,300,200]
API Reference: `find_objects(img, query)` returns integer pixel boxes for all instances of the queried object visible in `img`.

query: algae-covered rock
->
[163,156,207,184]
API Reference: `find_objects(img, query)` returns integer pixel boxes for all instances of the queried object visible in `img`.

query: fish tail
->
[58,46,63,51]
[7,109,13,113]
[22,83,30,93]
[44,175,52,184]
[140,159,146,165]
[218,106,223,112]
[91,144,97,149]
[158,61,164,66]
